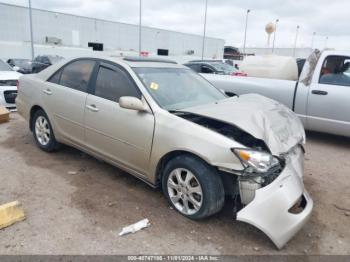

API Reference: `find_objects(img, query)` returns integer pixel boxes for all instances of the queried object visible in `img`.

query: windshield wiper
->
[168,109,188,116]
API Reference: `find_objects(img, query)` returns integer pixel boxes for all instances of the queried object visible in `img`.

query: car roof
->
[64,55,186,68]
[36,55,188,80]
[321,49,350,57]
[185,61,212,66]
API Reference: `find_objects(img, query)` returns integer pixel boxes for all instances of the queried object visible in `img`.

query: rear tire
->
[162,154,224,220]
[32,109,60,152]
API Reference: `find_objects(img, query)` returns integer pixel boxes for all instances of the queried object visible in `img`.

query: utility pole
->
[28,0,35,60]
[293,25,300,57]
[272,19,279,53]
[138,0,142,56]
[311,32,316,49]
[201,0,208,60]
[243,9,251,56]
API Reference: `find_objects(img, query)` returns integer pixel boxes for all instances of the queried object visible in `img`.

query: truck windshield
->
[133,67,226,110]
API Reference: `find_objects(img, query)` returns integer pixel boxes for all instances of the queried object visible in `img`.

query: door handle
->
[86,104,99,112]
[42,88,52,95]
[311,90,328,95]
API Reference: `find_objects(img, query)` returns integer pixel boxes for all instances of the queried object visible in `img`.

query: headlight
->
[232,148,279,173]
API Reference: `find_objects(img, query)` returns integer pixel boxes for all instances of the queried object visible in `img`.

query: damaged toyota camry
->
[16,56,313,249]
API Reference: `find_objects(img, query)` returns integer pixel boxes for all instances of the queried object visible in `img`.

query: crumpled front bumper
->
[236,146,313,249]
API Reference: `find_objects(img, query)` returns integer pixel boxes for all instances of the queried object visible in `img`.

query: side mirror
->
[119,96,147,111]
[13,66,20,71]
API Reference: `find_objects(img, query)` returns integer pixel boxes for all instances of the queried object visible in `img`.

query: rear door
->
[44,59,96,145]
[84,61,154,175]
[307,55,350,136]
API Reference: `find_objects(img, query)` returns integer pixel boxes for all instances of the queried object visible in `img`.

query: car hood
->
[182,94,305,155]
[0,71,22,80]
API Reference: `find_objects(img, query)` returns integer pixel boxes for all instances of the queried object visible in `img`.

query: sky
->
[1,0,350,50]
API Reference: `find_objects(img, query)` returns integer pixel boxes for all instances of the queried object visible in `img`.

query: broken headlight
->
[232,148,279,173]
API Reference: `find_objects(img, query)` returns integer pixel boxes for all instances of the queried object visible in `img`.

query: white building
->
[0,3,225,61]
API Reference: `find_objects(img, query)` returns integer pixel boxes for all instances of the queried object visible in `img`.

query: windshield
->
[0,60,13,71]
[133,67,226,110]
[210,62,237,74]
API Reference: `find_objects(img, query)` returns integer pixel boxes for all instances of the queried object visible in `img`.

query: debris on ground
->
[107,202,117,207]
[0,201,25,230]
[253,247,260,251]
[119,218,150,236]
[0,107,10,124]
[67,171,78,175]
[345,212,350,217]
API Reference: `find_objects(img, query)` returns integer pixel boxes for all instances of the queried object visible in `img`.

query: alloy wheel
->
[35,116,51,146]
[167,168,203,215]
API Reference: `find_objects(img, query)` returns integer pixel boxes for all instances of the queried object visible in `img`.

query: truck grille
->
[0,80,17,86]
[4,90,17,104]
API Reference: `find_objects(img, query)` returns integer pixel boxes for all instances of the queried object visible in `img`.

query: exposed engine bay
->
[174,111,270,152]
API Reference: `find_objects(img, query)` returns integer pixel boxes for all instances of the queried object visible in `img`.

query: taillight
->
[16,80,19,90]
[231,72,247,77]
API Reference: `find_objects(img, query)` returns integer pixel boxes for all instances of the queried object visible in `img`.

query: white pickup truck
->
[204,50,350,137]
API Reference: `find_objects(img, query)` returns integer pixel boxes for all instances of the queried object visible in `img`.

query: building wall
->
[0,3,224,59]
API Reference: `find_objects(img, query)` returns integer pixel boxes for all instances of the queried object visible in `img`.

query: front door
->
[307,55,350,136]
[84,61,154,176]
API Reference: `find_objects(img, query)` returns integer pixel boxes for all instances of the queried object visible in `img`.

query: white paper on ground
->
[119,218,150,236]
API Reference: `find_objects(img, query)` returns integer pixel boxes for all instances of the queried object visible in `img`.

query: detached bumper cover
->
[236,146,313,249]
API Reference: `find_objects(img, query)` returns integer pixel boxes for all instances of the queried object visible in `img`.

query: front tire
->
[162,155,225,220]
[32,109,60,152]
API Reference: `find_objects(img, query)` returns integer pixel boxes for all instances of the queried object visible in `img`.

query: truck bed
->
[202,74,297,110]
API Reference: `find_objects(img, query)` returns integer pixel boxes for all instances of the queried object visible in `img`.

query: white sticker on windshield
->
[150,82,159,90]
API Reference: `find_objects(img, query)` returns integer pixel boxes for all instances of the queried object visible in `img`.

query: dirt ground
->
[0,113,349,255]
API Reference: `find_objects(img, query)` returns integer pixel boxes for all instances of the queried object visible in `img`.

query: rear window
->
[59,60,95,92]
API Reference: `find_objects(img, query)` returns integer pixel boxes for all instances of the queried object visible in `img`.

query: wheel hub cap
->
[167,168,203,215]
[34,116,51,146]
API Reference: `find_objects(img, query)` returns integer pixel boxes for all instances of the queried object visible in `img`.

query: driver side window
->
[319,55,350,87]
[94,64,141,102]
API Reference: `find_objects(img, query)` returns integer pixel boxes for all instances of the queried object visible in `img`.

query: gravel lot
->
[0,113,349,255]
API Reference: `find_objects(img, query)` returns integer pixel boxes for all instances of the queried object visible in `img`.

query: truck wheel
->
[32,109,60,152]
[162,155,224,220]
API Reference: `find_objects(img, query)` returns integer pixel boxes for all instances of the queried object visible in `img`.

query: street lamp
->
[201,0,208,60]
[293,25,300,57]
[272,19,279,53]
[311,32,316,49]
[154,31,160,55]
[28,0,34,60]
[243,9,251,56]
[138,0,142,56]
